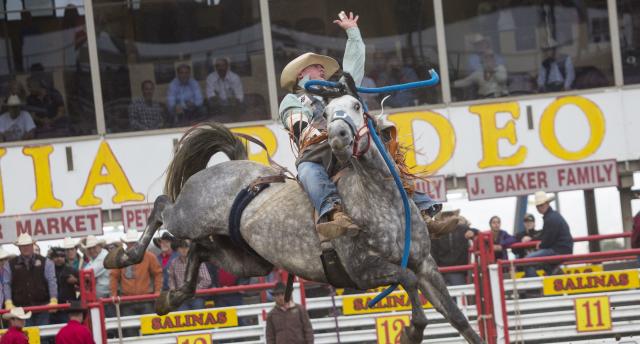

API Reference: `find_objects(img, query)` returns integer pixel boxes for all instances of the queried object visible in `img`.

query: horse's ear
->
[339,72,358,98]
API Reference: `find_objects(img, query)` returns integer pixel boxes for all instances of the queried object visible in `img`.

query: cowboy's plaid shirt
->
[128,98,166,130]
[168,256,212,290]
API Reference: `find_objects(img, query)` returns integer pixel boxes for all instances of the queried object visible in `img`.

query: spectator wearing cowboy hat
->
[513,213,542,258]
[2,233,57,327]
[0,248,14,308]
[265,282,313,344]
[168,240,211,311]
[55,300,94,344]
[523,191,573,278]
[0,94,35,142]
[82,235,111,299]
[49,247,79,324]
[61,237,82,271]
[0,307,31,344]
[110,230,161,335]
[153,232,179,291]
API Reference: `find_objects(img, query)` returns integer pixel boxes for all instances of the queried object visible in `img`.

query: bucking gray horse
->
[103,77,483,344]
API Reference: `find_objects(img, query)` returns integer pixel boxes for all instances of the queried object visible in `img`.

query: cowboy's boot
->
[316,204,360,241]
[422,210,460,240]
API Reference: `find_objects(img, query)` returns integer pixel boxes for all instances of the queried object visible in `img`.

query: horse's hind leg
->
[416,257,484,344]
[353,259,427,344]
[156,241,203,315]
[104,195,170,269]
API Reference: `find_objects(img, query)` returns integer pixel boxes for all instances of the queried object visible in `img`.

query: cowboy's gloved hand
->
[5,299,14,310]
[333,11,359,30]
[48,297,58,313]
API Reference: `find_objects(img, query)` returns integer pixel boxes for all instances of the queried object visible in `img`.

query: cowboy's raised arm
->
[335,11,365,86]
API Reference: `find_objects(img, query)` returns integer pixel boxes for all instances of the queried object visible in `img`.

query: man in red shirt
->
[0,307,31,344]
[55,301,94,344]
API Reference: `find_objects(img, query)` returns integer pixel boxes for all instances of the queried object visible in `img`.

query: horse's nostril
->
[339,130,348,137]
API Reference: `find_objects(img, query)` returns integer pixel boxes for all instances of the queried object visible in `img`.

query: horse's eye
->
[354,103,361,111]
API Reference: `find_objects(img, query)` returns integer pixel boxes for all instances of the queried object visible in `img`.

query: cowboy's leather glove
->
[4,299,14,310]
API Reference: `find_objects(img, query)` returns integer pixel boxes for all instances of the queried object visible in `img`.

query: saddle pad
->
[228,183,270,257]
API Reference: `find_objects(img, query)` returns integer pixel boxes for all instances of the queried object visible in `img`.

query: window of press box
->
[269,0,442,111]
[618,0,640,85]
[0,1,97,144]
[443,0,613,102]
[93,0,270,133]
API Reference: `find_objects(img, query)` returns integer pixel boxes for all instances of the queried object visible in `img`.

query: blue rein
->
[305,70,440,307]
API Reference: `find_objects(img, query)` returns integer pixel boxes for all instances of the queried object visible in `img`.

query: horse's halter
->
[330,106,372,159]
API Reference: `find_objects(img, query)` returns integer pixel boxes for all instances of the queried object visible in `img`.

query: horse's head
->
[325,74,371,163]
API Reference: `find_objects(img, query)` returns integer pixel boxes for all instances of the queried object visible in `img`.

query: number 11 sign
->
[574,296,612,332]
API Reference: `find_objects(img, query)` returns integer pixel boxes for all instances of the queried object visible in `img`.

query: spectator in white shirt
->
[206,58,244,117]
[0,95,35,142]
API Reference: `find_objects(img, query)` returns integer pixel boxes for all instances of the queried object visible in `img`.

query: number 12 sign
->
[176,333,212,344]
[574,296,612,332]
[376,314,411,344]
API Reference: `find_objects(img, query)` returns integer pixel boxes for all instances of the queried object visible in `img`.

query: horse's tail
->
[164,122,247,201]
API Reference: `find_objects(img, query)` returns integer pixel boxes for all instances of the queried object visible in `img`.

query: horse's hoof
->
[399,326,423,344]
[103,246,127,269]
[155,291,172,316]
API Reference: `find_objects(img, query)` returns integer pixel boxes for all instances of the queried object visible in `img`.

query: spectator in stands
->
[0,95,35,142]
[168,240,211,310]
[0,248,12,308]
[537,38,575,93]
[104,238,121,253]
[524,191,573,278]
[4,78,27,102]
[488,215,516,261]
[167,64,205,125]
[82,235,110,298]
[206,57,244,117]
[128,80,167,130]
[213,267,244,307]
[0,307,31,344]
[25,76,68,137]
[62,237,82,271]
[3,233,57,326]
[466,33,505,73]
[513,213,542,258]
[377,56,419,108]
[49,247,79,324]
[55,300,94,344]
[153,231,178,291]
[431,216,476,286]
[454,50,509,98]
[266,282,314,344]
[110,229,162,335]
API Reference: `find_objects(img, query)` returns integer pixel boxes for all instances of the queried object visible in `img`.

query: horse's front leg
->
[105,195,170,268]
[351,258,427,344]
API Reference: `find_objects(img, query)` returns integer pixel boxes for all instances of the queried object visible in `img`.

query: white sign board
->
[0,208,103,244]
[122,203,154,231]
[414,175,447,202]
[466,159,618,200]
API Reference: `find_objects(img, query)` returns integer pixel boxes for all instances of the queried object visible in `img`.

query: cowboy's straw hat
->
[3,307,32,320]
[82,235,102,249]
[121,229,140,243]
[534,191,556,206]
[61,237,78,249]
[280,53,339,91]
[5,94,22,107]
[14,233,34,246]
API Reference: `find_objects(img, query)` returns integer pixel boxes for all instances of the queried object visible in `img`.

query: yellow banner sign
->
[574,296,612,332]
[0,327,40,343]
[562,265,603,275]
[376,314,410,344]
[140,308,238,335]
[343,291,432,315]
[176,333,212,344]
[543,270,640,296]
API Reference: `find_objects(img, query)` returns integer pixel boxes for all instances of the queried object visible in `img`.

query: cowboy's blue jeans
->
[524,248,557,278]
[298,161,441,221]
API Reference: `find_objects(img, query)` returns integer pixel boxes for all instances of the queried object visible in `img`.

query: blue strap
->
[304,69,440,94]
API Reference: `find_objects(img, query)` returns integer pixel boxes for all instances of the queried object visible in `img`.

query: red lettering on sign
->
[34,219,46,235]
[47,218,60,234]
[75,215,86,232]
[61,216,74,232]
[86,213,99,230]
[16,220,32,236]
[125,210,135,228]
